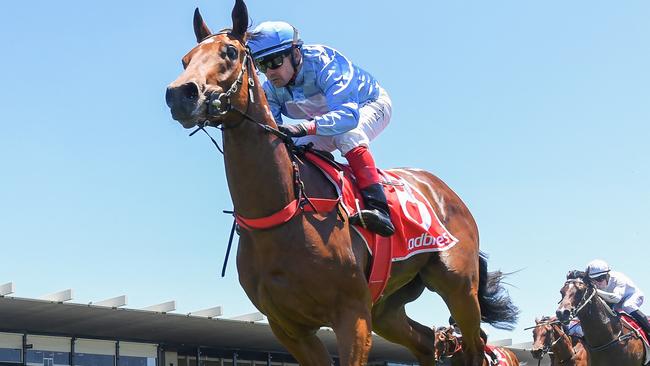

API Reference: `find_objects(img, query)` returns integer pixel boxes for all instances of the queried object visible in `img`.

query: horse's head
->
[530,316,555,359]
[165,0,253,129]
[433,326,460,362]
[556,270,593,324]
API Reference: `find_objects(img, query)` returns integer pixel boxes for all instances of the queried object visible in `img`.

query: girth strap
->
[235,197,340,230]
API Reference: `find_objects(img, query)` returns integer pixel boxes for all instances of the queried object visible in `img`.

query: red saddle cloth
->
[304,152,458,303]
[620,313,650,345]
[483,345,510,366]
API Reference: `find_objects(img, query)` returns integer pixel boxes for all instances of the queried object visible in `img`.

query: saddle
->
[295,146,458,302]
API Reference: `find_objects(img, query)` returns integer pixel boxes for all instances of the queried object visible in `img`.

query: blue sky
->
[1,0,648,345]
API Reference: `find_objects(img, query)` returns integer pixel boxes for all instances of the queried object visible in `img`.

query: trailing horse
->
[434,326,519,365]
[165,1,518,364]
[556,271,646,366]
[530,316,588,366]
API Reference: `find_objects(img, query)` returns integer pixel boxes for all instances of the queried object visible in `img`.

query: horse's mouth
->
[172,116,199,129]
[169,103,210,129]
[530,346,544,360]
[173,113,224,130]
[166,84,218,128]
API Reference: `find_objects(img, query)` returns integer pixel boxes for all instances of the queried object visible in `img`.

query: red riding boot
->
[344,146,395,237]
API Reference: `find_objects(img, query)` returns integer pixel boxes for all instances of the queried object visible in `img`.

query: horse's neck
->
[579,298,620,347]
[222,75,295,218]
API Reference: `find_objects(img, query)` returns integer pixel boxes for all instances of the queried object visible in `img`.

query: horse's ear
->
[193,8,212,43]
[231,0,249,38]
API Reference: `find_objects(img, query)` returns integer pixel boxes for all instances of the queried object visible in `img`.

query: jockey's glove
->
[278,122,316,137]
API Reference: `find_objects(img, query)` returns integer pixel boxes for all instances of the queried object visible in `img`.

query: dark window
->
[53,352,70,365]
[0,348,21,363]
[26,350,43,364]
[26,350,70,366]
[74,353,114,366]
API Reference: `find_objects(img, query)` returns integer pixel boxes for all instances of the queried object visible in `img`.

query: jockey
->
[586,259,650,337]
[247,21,395,237]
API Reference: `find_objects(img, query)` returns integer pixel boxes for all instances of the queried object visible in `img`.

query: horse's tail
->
[478,251,520,330]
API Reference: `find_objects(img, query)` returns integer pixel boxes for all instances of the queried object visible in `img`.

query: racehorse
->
[556,271,646,366]
[530,316,588,366]
[434,326,519,365]
[165,1,518,364]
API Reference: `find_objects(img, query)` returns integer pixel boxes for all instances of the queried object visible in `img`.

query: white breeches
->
[294,87,392,156]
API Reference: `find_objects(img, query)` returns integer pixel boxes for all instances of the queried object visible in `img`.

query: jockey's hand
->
[278,122,315,137]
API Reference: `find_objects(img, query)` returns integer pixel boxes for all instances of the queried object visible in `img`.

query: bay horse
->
[434,326,519,365]
[165,1,518,364]
[530,316,588,366]
[556,271,646,366]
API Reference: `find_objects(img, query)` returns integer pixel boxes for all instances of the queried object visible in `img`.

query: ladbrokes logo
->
[407,232,451,250]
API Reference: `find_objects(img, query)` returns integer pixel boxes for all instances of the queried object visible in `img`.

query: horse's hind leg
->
[372,277,437,365]
[447,294,484,366]
[331,301,373,366]
[420,258,485,366]
[268,320,333,365]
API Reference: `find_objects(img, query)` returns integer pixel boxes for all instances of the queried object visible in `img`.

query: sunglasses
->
[255,51,290,73]
[592,275,608,282]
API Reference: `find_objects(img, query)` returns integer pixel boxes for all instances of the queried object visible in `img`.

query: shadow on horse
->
[165,1,518,364]
[556,271,646,366]
[434,326,519,365]
[530,316,588,366]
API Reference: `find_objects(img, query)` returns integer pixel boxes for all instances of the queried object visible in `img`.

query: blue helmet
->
[247,21,303,60]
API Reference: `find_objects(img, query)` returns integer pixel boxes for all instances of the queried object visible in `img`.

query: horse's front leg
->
[332,301,373,366]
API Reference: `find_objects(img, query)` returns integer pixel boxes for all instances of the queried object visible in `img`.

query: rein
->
[188,35,313,225]
[188,33,340,276]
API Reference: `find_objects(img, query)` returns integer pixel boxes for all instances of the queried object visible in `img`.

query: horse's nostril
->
[166,82,200,109]
[556,309,571,321]
[179,82,199,101]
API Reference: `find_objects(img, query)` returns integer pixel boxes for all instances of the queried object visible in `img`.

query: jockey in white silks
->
[586,259,650,337]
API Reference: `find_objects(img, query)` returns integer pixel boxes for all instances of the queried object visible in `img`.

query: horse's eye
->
[225,45,238,60]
